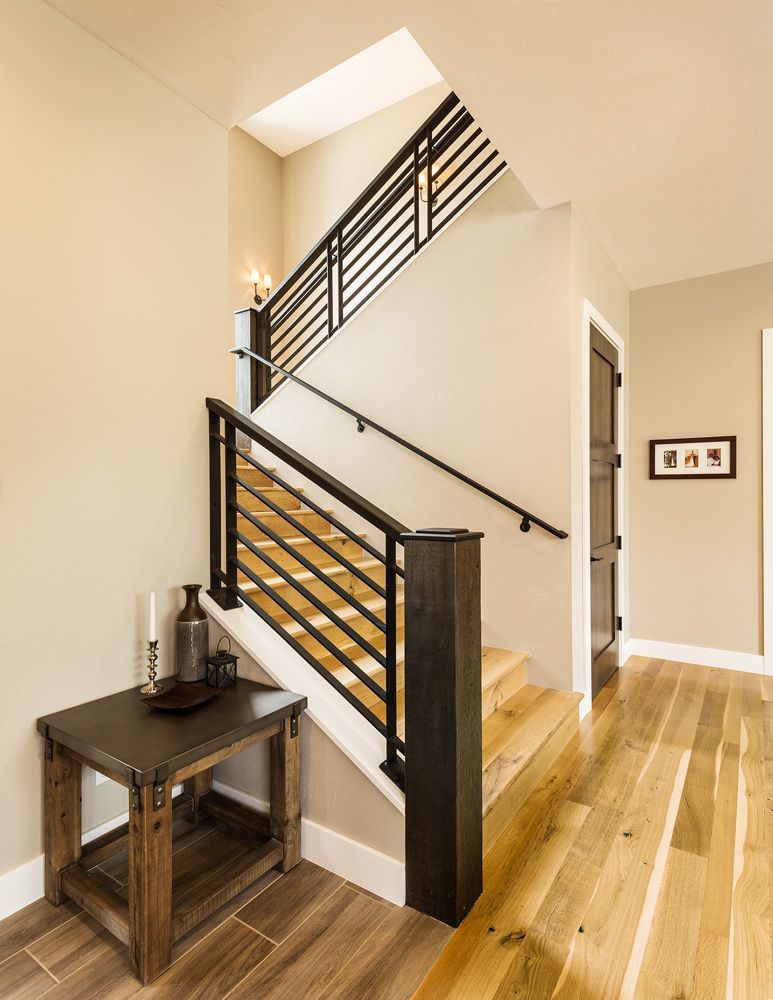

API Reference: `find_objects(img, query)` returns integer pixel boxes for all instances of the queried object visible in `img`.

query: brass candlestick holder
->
[140,640,164,695]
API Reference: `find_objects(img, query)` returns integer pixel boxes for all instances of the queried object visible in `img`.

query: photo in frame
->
[649,436,736,480]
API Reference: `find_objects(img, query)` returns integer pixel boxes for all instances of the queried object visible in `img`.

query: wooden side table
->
[38,678,306,984]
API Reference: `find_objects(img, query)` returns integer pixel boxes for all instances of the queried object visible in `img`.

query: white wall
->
[0,0,230,878]
[210,628,405,861]
[252,172,577,691]
[630,263,773,655]
[229,127,283,313]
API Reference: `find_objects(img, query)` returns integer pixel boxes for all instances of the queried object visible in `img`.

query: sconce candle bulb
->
[250,269,271,305]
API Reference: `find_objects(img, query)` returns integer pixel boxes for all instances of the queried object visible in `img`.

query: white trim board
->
[624,638,763,675]
[212,779,405,906]
[762,328,773,679]
[580,299,626,716]
[0,785,183,921]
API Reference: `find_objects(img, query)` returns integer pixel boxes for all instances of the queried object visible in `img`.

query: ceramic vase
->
[175,584,209,682]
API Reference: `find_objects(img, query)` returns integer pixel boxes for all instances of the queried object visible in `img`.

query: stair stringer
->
[201,591,406,814]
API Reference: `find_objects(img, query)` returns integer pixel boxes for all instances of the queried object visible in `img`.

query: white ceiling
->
[239,29,442,156]
[43,0,773,289]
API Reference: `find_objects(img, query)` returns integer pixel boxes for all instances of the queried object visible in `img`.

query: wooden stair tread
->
[240,557,385,594]
[332,644,526,694]
[235,485,303,495]
[237,507,332,521]
[481,647,529,686]
[237,531,367,552]
[482,686,582,817]
[283,592,403,633]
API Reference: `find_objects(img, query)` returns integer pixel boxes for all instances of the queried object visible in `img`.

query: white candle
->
[148,591,157,642]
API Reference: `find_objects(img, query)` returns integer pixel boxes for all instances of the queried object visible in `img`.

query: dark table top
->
[38,679,307,786]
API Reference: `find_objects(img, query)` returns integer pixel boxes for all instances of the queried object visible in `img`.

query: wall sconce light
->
[250,269,273,304]
[418,166,439,206]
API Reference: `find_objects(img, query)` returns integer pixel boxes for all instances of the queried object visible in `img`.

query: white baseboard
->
[625,638,764,675]
[212,779,405,906]
[0,786,183,921]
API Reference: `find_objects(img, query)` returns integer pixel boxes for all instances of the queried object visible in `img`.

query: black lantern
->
[206,636,238,688]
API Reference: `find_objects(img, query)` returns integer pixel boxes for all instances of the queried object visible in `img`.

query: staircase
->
[232,453,581,856]
[205,87,577,928]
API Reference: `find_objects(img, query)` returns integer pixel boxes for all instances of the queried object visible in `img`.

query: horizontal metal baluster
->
[233,532,387,665]
[233,519,386,631]
[343,237,414,309]
[434,127,484,183]
[270,263,328,336]
[433,110,475,159]
[435,147,498,211]
[232,491,386,596]
[235,557,388,696]
[433,160,508,234]
[344,198,414,274]
[232,580,389,732]
[435,139,498,200]
[272,302,328,364]
[227,441,396,573]
[271,287,328,349]
[276,319,328,373]
[342,164,414,252]
[343,217,414,292]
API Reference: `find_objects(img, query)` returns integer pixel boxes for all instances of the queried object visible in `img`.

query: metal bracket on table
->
[152,781,166,812]
[290,710,299,739]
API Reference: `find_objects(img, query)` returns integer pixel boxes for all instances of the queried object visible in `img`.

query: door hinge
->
[616,453,622,469]
[617,615,623,632]
[617,535,622,550]
[616,371,623,388]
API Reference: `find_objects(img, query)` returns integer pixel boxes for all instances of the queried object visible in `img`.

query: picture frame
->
[649,436,736,480]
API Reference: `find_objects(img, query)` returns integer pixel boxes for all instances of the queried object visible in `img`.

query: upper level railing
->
[249,91,508,405]
[232,346,569,539]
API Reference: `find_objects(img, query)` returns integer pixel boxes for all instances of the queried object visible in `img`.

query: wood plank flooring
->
[3,656,769,999]
[415,656,773,999]
[0,858,449,1000]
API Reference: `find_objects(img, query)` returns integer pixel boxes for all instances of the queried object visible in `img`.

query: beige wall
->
[228,128,283,313]
[569,207,630,695]
[210,629,405,860]
[630,263,773,654]
[0,0,231,878]
[252,172,577,692]
[281,82,449,273]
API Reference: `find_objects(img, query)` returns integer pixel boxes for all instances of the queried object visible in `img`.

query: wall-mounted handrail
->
[229,349,569,539]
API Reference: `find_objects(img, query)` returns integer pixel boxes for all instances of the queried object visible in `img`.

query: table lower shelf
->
[63,792,283,946]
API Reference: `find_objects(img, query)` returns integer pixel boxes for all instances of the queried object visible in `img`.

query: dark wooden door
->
[590,322,620,697]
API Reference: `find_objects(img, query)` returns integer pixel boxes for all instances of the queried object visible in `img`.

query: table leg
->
[270,714,301,872]
[44,741,81,905]
[183,768,212,824]
[128,781,172,984]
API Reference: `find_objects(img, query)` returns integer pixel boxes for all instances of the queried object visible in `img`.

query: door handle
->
[591,556,602,563]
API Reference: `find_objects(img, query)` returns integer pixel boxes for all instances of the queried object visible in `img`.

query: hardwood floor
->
[3,656,769,999]
[0,858,449,1000]
[415,656,773,999]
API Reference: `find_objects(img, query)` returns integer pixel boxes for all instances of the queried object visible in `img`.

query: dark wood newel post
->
[401,527,484,927]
